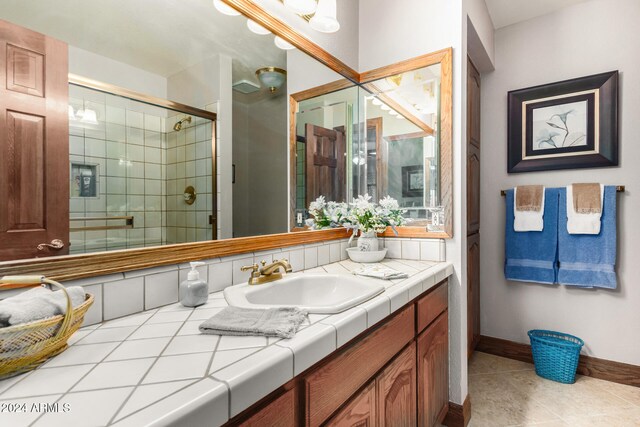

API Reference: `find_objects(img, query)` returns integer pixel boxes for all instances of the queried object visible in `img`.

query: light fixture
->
[371,98,382,106]
[389,110,399,116]
[284,0,317,15]
[256,67,287,93]
[274,36,295,50]
[213,0,240,16]
[380,104,390,111]
[309,0,339,33]
[76,108,99,125]
[247,19,270,35]
[396,116,405,120]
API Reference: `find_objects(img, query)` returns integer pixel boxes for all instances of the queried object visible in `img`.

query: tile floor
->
[468,352,640,426]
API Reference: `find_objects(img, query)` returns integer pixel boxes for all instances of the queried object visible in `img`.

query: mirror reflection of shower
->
[173,116,192,131]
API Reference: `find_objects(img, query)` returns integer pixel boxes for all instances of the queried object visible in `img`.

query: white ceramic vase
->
[357,230,379,251]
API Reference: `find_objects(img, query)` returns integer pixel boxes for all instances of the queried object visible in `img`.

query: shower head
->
[173,116,192,131]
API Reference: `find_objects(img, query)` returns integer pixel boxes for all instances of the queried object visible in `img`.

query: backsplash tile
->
[103,277,144,320]
[144,270,179,309]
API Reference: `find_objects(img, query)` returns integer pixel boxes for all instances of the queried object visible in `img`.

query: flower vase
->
[357,230,379,252]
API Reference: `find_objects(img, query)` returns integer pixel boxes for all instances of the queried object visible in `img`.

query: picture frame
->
[402,165,424,197]
[507,71,618,173]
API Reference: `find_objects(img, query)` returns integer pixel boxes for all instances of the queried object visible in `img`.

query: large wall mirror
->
[0,0,451,280]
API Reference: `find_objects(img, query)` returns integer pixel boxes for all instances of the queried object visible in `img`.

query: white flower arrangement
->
[306,194,407,237]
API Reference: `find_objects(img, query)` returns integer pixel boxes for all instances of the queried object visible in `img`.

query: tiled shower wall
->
[69,85,167,254]
[165,112,214,244]
[68,85,215,253]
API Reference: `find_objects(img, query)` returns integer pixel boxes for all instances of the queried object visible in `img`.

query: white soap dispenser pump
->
[179,262,208,307]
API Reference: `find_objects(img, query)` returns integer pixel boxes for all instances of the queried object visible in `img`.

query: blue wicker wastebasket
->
[528,329,584,384]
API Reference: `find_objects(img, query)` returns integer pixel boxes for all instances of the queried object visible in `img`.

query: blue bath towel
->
[558,186,617,289]
[504,188,559,284]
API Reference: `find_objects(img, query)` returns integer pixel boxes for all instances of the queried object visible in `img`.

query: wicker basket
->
[0,276,94,380]
[528,329,584,384]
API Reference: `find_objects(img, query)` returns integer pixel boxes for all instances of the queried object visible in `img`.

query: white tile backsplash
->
[400,240,420,260]
[317,245,330,266]
[304,246,318,269]
[144,270,179,309]
[103,277,144,320]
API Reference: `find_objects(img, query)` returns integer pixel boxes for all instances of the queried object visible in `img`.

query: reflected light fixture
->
[68,105,76,120]
[274,36,295,50]
[284,0,317,15]
[213,0,240,16]
[309,0,340,33]
[79,109,99,125]
[256,67,287,93]
[247,19,270,35]
[380,104,390,111]
[389,110,399,116]
[371,97,382,106]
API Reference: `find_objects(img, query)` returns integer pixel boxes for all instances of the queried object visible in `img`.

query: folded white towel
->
[514,187,545,232]
[0,286,86,327]
[353,265,408,280]
[566,184,604,235]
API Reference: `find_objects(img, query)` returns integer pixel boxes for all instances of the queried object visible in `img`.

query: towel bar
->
[500,186,625,196]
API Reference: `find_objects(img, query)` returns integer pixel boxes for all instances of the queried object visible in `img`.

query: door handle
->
[37,239,65,251]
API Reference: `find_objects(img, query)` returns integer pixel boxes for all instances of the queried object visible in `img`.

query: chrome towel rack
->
[69,216,134,232]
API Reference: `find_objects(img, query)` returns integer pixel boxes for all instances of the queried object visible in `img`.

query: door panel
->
[0,19,69,260]
[468,233,481,355]
[325,381,376,427]
[376,342,416,427]
[467,144,480,235]
[418,312,448,427]
[305,123,346,205]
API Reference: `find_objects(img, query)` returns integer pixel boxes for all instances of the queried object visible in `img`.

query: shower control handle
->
[37,239,65,251]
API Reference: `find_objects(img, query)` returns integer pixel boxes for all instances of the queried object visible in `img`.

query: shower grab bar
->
[69,216,134,232]
[500,185,625,197]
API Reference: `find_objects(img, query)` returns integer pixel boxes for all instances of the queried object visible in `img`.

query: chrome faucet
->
[240,258,293,285]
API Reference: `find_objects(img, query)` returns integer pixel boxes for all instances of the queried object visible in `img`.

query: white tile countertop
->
[0,259,453,427]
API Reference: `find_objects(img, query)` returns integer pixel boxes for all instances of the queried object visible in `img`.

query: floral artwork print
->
[532,100,588,150]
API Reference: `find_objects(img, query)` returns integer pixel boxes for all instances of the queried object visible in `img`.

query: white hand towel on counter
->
[353,265,408,280]
[566,184,605,235]
[514,187,545,232]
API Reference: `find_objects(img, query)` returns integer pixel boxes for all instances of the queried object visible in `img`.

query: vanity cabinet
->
[226,279,449,427]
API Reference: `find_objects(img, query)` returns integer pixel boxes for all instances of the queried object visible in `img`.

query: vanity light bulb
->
[380,104,390,111]
[371,98,382,106]
[389,110,398,116]
[396,115,405,120]
[274,36,296,50]
[247,19,271,35]
[310,0,340,33]
[213,0,240,16]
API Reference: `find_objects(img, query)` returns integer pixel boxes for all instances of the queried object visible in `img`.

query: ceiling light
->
[247,19,270,35]
[274,36,295,50]
[213,0,240,16]
[371,98,382,106]
[380,104,390,111]
[309,0,340,33]
[256,67,287,93]
[284,0,317,15]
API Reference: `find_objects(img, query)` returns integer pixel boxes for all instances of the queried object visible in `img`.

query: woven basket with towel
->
[0,275,94,379]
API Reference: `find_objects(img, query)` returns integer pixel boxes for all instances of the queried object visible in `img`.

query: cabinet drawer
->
[305,305,415,427]
[237,388,296,427]
[417,281,448,333]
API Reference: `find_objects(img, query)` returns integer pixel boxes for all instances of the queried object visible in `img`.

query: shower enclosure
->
[68,78,216,254]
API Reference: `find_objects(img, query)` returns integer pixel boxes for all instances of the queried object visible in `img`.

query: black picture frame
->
[507,71,618,173]
[402,165,424,197]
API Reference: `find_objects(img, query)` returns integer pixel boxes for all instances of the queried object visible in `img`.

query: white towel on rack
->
[566,184,605,234]
[514,187,545,232]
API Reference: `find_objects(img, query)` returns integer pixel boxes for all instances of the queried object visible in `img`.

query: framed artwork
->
[402,165,424,197]
[507,71,618,173]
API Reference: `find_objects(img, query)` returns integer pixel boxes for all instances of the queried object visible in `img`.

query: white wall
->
[480,0,640,365]
[359,0,467,405]
[69,46,167,98]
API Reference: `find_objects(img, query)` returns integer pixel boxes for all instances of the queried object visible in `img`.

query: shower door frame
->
[68,73,218,240]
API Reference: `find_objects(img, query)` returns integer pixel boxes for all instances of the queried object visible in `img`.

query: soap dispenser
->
[180,262,208,307]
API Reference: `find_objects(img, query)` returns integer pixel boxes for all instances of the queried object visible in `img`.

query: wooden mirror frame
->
[0,0,451,281]
[289,48,453,239]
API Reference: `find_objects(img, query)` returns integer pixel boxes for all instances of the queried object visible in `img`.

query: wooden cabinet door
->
[238,388,297,427]
[325,381,376,427]
[376,342,416,427]
[418,312,448,427]
[0,19,69,261]
[467,233,481,356]
[466,57,481,235]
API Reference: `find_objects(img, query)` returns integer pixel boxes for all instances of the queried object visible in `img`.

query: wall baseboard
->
[443,394,471,427]
[477,335,640,388]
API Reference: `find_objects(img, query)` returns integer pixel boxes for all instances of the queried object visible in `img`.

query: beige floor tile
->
[590,377,640,406]
[469,351,534,375]
[562,406,640,427]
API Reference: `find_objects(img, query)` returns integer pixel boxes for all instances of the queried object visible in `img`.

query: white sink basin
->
[224,274,385,314]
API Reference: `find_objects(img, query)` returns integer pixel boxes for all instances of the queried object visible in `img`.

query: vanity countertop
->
[0,259,453,427]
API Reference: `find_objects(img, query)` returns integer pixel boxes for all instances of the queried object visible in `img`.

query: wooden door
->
[466,57,481,357]
[376,342,416,427]
[325,381,376,427]
[417,312,448,427]
[305,123,345,205]
[0,19,69,261]
[467,233,481,356]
